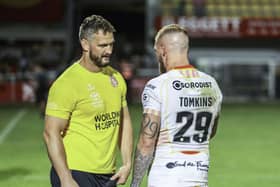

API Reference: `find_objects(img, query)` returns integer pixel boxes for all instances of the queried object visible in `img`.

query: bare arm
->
[111,106,133,184]
[130,113,160,187]
[210,115,220,139]
[43,115,79,187]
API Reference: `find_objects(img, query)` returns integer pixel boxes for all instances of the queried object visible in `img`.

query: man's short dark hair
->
[79,15,116,41]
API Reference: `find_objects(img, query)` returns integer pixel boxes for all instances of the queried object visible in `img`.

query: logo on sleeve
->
[146,84,156,90]
[142,93,149,102]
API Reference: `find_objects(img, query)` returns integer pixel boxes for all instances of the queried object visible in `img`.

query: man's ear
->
[162,46,167,57]
[160,45,168,64]
[81,39,89,52]
[158,43,167,56]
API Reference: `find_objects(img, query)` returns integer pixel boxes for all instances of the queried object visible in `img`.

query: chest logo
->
[110,76,118,87]
[87,84,103,107]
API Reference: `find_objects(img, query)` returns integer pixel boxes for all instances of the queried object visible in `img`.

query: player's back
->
[143,65,222,186]
[142,65,222,158]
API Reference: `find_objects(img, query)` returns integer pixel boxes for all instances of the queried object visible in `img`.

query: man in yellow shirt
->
[43,15,133,187]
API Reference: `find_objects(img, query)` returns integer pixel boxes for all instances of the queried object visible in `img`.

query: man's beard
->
[89,51,110,68]
[158,56,166,74]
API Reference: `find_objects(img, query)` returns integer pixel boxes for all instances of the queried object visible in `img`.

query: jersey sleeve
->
[45,79,76,119]
[118,73,128,108]
[141,79,161,115]
[213,79,223,113]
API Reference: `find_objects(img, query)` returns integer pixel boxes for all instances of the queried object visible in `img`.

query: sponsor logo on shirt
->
[166,161,209,171]
[94,111,120,131]
[88,84,104,107]
[172,80,212,90]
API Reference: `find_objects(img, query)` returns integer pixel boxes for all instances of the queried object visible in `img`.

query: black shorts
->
[50,167,117,187]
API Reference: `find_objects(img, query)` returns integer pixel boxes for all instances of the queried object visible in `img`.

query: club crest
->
[110,76,118,87]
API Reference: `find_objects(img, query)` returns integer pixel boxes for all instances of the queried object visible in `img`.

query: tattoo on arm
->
[130,148,154,187]
[141,114,159,139]
[131,114,159,187]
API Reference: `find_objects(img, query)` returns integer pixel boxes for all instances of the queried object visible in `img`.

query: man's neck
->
[166,58,190,71]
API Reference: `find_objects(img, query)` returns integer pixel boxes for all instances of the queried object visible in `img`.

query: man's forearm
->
[131,113,160,187]
[44,132,71,181]
[130,148,154,187]
[120,107,133,167]
[120,122,133,167]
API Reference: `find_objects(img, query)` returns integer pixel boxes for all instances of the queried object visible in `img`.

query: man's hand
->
[111,165,131,185]
[61,177,80,187]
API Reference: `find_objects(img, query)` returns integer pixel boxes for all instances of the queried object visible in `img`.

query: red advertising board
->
[0,0,64,22]
[0,81,22,104]
[155,16,280,38]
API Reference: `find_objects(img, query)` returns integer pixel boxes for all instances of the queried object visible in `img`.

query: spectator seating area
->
[160,0,280,18]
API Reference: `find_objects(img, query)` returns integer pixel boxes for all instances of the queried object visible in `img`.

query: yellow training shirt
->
[46,62,127,174]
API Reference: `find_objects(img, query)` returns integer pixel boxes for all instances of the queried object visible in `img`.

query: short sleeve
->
[141,80,161,115]
[45,79,76,119]
[118,73,127,108]
[213,79,223,113]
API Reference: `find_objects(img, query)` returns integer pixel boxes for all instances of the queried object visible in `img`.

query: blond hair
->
[155,24,188,45]
[155,24,189,51]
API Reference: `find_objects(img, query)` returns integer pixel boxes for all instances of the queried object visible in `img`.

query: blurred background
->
[0,0,280,187]
[1,0,280,104]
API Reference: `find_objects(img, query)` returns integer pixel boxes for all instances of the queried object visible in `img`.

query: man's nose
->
[105,45,113,55]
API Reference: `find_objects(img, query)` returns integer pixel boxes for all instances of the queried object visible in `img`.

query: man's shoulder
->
[103,65,118,73]
[51,63,79,87]
[57,62,79,77]
[150,72,171,82]
[196,69,218,82]
[102,66,122,78]
[143,73,171,94]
